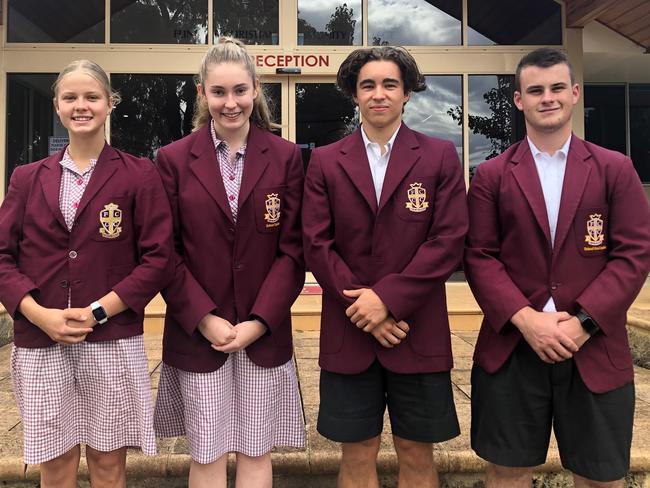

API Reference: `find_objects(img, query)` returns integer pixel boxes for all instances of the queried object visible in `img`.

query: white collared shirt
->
[527,134,572,312]
[361,124,401,204]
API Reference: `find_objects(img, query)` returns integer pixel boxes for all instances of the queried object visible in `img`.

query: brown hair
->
[336,46,426,100]
[192,37,278,132]
[52,59,120,108]
[515,48,575,92]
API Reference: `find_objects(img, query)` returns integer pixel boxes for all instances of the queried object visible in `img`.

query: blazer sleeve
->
[155,148,218,335]
[0,166,39,316]
[249,145,305,332]
[463,163,532,333]
[111,160,174,313]
[372,141,469,321]
[576,158,650,336]
[302,148,366,307]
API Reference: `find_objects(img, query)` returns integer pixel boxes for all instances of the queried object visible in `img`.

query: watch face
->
[92,306,107,322]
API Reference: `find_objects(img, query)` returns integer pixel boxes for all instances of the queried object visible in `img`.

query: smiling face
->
[54,71,112,139]
[514,62,580,138]
[198,61,259,140]
[353,60,409,135]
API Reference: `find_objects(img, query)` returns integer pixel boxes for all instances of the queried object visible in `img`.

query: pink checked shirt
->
[59,148,98,231]
[210,120,246,222]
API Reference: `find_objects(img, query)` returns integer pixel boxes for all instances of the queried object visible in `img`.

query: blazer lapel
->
[337,129,378,214]
[238,124,270,211]
[39,150,67,231]
[553,136,591,253]
[189,125,234,223]
[511,141,552,245]
[75,144,119,219]
[377,125,420,213]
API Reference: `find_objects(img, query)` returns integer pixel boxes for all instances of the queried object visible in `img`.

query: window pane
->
[214,0,279,45]
[6,74,62,186]
[468,0,561,46]
[584,85,627,155]
[468,75,525,178]
[7,0,104,43]
[111,75,196,158]
[369,0,461,46]
[296,83,357,166]
[298,0,362,46]
[404,76,463,163]
[111,0,208,44]
[630,84,650,183]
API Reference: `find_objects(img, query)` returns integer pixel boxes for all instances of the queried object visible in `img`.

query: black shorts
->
[471,341,634,482]
[317,360,460,444]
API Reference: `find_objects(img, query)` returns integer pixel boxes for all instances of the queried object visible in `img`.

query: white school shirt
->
[527,134,572,312]
[360,124,401,204]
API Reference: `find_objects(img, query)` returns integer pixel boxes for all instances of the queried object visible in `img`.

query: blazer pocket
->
[90,197,130,242]
[603,332,634,371]
[395,176,435,222]
[408,322,449,357]
[574,206,608,257]
[253,186,286,234]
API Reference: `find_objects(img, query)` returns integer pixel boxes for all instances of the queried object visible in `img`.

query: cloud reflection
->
[369,0,461,46]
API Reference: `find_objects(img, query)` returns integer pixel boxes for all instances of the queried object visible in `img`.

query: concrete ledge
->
[3,449,650,482]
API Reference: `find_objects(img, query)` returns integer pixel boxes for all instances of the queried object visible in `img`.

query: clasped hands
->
[198,314,266,353]
[343,288,409,348]
[512,307,591,364]
[35,306,96,345]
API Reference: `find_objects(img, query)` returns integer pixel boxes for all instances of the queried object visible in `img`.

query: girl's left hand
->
[211,319,267,353]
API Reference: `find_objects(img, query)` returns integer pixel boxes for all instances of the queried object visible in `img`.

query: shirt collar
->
[527,134,572,160]
[59,147,97,175]
[360,124,401,153]
[210,120,247,155]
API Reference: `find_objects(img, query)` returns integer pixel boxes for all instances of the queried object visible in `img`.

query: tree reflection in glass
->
[298,1,361,46]
[111,74,196,158]
[214,0,279,45]
[448,75,525,178]
[111,0,208,44]
[404,76,463,162]
[369,0,461,46]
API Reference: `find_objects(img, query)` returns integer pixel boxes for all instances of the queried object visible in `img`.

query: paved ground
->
[1,286,650,484]
[2,329,650,484]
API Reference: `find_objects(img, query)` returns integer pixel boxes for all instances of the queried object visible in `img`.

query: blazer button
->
[59,280,69,288]
[551,283,558,290]
[233,262,242,270]
[228,227,235,233]
[68,250,78,259]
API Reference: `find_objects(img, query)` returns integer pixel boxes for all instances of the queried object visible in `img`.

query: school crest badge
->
[584,213,605,248]
[405,183,429,213]
[264,193,281,228]
[99,203,123,239]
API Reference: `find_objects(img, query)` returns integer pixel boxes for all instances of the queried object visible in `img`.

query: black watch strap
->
[576,309,599,336]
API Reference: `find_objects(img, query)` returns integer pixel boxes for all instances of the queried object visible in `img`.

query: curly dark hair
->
[336,46,426,99]
[515,47,575,92]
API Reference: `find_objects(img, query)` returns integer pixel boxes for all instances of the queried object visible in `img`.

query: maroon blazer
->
[464,136,650,393]
[156,123,304,373]
[0,144,174,347]
[303,124,468,374]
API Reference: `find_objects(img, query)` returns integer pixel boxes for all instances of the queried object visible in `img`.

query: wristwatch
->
[576,309,599,336]
[90,301,108,325]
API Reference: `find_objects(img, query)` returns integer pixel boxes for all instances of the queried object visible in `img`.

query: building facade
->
[0,0,648,198]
